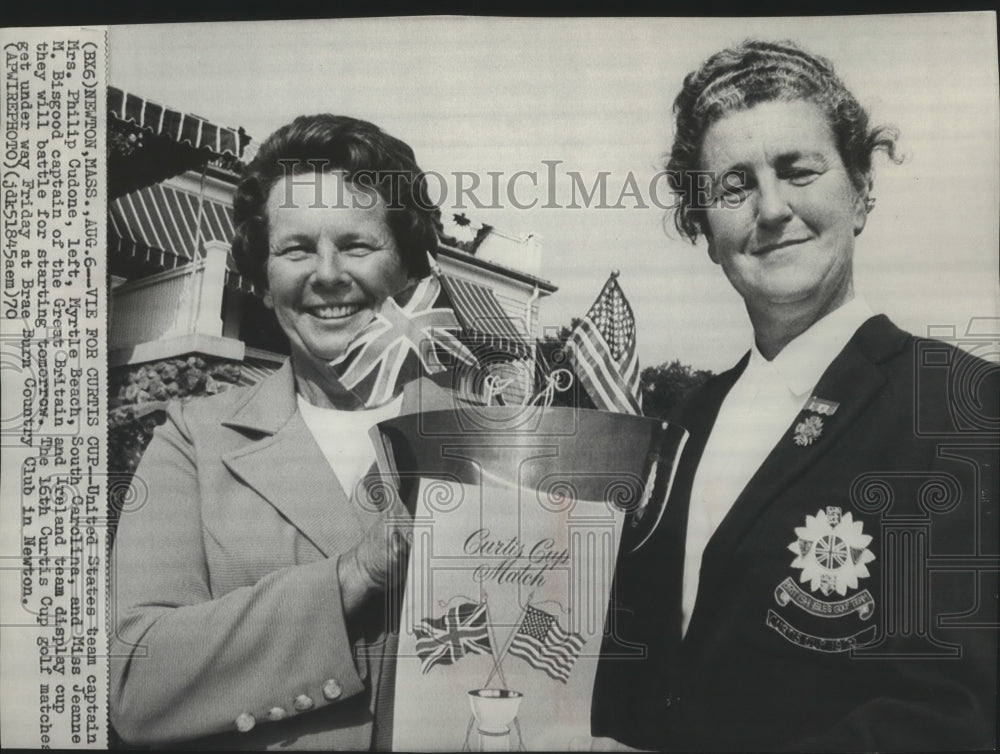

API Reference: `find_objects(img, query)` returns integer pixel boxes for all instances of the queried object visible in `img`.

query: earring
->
[865,197,876,213]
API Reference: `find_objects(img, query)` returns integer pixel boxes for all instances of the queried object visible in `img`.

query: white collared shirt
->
[680,297,876,637]
[297,393,403,500]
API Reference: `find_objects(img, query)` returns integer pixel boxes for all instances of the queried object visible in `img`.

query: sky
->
[108,14,999,373]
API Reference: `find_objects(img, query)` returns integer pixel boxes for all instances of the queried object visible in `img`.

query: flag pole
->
[498,592,534,662]
[481,591,533,689]
[481,595,509,690]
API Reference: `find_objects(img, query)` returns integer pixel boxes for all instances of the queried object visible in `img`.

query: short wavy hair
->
[232,114,440,291]
[666,39,901,242]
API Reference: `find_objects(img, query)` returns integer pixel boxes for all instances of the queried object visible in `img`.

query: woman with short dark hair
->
[111,114,466,750]
[232,113,439,290]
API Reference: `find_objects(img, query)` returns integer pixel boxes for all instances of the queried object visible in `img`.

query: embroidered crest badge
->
[769,507,877,651]
[788,506,875,596]
[793,415,824,446]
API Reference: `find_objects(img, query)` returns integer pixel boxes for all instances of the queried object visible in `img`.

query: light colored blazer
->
[110,361,470,749]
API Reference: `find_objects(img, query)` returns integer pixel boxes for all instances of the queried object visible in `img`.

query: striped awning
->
[109,87,248,162]
[108,87,250,197]
[238,356,283,387]
[440,275,529,359]
[109,184,255,294]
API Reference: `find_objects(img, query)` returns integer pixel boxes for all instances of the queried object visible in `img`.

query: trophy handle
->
[625,421,689,554]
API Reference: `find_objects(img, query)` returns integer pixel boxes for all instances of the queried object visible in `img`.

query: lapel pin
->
[805,396,839,416]
[793,415,824,447]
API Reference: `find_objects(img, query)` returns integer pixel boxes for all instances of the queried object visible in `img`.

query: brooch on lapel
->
[793,416,823,446]
[792,396,840,447]
[766,506,877,653]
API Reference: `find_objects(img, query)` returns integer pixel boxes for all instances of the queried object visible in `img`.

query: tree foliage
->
[541,318,580,345]
[538,319,714,418]
[640,360,714,420]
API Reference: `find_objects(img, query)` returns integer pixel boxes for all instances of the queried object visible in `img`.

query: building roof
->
[437,243,556,293]
[108,87,249,198]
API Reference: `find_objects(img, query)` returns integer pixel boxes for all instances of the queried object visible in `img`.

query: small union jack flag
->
[329,274,479,407]
[414,601,492,674]
[507,605,584,683]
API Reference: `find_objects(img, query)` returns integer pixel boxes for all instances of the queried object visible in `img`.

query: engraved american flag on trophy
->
[507,605,585,683]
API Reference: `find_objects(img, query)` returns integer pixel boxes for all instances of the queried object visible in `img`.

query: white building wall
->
[475,229,543,278]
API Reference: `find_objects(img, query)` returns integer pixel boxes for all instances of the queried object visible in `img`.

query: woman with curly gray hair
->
[593,39,997,752]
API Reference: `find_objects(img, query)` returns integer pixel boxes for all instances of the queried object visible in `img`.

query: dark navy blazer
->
[593,315,999,751]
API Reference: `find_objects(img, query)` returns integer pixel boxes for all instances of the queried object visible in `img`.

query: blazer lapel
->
[219,366,474,557]
[657,356,749,552]
[636,358,747,641]
[221,361,367,558]
[689,316,907,632]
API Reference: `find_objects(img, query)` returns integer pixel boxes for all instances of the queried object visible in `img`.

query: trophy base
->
[469,689,523,751]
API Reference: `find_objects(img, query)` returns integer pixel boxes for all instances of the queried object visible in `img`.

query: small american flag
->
[565,273,641,415]
[507,605,584,683]
[414,601,492,674]
[329,274,478,407]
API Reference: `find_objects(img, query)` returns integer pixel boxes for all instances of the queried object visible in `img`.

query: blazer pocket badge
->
[767,506,877,652]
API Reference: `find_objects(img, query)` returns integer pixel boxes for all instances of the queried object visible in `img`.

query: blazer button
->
[235,712,256,733]
[294,694,315,712]
[267,707,286,721]
[323,679,343,701]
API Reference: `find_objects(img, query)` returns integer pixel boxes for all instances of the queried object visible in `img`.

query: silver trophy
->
[374,398,687,751]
